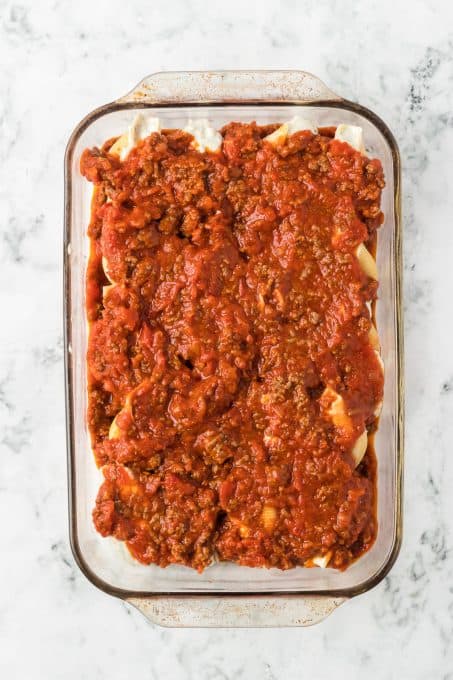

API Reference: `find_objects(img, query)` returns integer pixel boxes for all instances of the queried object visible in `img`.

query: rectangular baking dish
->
[64,70,404,627]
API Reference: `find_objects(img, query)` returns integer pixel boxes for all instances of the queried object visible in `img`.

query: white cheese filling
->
[356,243,378,280]
[321,386,369,468]
[109,392,132,439]
[334,123,365,153]
[264,116,318,145]
[110,114,161,160]
[109,118,366,159]
[312,551,333,569]
[184,118,223,152]
[110,115,225,156]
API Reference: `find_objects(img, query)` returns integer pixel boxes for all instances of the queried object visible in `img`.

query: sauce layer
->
[81,121,385,571]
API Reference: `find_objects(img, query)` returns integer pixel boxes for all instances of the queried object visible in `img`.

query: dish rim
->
[64,78,404,602]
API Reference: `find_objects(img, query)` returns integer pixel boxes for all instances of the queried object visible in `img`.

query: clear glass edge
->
[64,71,404,609]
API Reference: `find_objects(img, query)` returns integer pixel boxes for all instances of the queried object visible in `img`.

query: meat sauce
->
[80,121,385,571]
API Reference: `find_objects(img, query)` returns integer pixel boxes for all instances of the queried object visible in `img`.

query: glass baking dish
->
[64,70,404,627]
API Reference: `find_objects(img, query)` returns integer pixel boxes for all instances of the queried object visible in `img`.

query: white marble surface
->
[1,0,453,677]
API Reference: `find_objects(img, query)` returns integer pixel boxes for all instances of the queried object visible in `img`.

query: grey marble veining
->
[1,0,453,677]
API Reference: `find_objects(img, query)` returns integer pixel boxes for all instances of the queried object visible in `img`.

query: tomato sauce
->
[81,121,385,571]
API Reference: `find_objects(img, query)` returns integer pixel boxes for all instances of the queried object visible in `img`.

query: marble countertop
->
[1,0,453,677]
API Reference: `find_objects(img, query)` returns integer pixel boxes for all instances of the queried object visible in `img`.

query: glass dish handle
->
[127,595,346,628]
[117,70,342,105]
